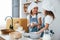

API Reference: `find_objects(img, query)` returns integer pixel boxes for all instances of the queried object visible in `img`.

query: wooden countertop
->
[0,32,42,40]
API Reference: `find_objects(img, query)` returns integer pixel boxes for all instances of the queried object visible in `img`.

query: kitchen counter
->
[0,29,42,40]
[0,34,42,40]
[0,32,42,40]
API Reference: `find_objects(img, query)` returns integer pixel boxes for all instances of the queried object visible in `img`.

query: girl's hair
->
[45,10,55,20]
[30,10,38,15]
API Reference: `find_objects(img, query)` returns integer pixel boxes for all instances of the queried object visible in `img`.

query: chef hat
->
[42,0,54,11]
[27,2,38,13]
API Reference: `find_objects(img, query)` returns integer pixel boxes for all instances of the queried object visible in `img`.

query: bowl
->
[9,32,22,39]
[22,32,40,39]
[1,29,15,35]
[22,32,30,37]
[29,32,40,39]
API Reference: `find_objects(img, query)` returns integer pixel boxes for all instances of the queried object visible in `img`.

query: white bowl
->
[22,32,40,39]
[29,32,40,39]
[22,32,30,37]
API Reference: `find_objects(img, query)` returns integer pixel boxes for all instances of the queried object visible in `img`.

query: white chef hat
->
[27,2,38,13]
[42,0,54,11]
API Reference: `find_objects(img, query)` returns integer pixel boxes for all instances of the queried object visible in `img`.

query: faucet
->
[5,16,13,30]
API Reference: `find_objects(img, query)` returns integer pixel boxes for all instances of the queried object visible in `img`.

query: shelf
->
[23,1,42,5]
[35,1,42,3]
[24,12,42,15]
[23,0,42,14]
[23,2,31,5]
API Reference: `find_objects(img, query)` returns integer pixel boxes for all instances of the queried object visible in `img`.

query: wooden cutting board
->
[1,29,15,35]
[0,36,5,40]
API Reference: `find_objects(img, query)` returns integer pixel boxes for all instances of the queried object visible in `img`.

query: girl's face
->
[32,7,38,14]
[43,10,47,16]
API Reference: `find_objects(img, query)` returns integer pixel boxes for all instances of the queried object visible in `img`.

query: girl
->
[35,10,55,37]
[27,2,42,32]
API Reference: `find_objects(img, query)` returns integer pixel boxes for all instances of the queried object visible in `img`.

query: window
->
[0,0,12,25]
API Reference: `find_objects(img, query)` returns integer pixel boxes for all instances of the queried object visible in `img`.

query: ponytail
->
[45,10,55,20]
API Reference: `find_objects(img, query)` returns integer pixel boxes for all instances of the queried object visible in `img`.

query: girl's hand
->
[34,31,40,34]
[31,23,35,28]
[37,25,41,29]
[37,25,40,29]
[27,23,31,27]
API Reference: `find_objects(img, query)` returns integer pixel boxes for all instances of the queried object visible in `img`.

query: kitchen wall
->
[20,0,27,18]
[49,0,60,40]
[20,0,60,40]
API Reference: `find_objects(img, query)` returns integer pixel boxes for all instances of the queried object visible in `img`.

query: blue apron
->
[40,17,45,37]
[29,15,39,32]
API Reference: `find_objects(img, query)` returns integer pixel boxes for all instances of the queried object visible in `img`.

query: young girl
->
[35,10,55,37]
[27,2,42,32]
